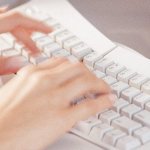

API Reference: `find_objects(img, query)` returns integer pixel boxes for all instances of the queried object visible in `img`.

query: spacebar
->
[137,142,150,150]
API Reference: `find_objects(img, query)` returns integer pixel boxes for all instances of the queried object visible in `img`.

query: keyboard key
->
[30,53,48,65]
[129,74,149,89]
[72,43,92,61]
[22,49,31,61]
[83,52,102,67]
[2,49,21,57]
[89,123,113,140]
[94,58,114,73]
[106,63,126,78]
[103,76,117,85]
[121,104,142,119]
[35,36,54,49]
[145,102,150,111]
[133,110,150,127]
[112,116,142,134]
[137,142,150,150]
[85,65,94,71]
[55,30,74,46]
[31,32,46,41]
[133,93,150,108]
[103,129,126,146]
[48,23,66,39]
[14,42,25,52]
[0,32,16,47]
[141,80,150,94]
[99,110,120,125]
[63,36,81,51]
[67,55,79,63]
[26,10,50,21]
[52,49,70,57]
[116,136,141,150]
[112,98,129,113]
[117,69,137,83]
[134,127,150,144]
[49,28,66,40]
[74,117,101,135]
[0,38,12,51]
[121,87,141,103]
[43,43,61,57]
[93,70,106,78]
[111,81,129,97]
[52,23,65,31]
[44,18,58,27]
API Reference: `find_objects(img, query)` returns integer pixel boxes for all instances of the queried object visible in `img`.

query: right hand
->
[0,58,116,150]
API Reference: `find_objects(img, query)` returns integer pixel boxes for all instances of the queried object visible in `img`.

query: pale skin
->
[0,9,116,150]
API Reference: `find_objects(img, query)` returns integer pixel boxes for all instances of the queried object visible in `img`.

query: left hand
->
[0,10,53,75]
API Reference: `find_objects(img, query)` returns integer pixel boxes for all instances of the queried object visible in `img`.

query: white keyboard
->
[1,7,150,150]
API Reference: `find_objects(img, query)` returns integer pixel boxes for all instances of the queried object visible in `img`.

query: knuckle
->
[43,73,55,81]
[84,71,95,81]
[85,101,102,114]
[74,62,83,68]
[82,103,95,115]
[30,72,46,84]
[32,72,56,85]
[81,104,90,114]
[18,65,37,76]
[31,72,42,79]
[98,79,111,92]
[73,62,87,73]
[58,57,69,62]
[12,12,22,18]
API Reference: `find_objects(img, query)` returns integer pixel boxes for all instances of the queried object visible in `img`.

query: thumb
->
[0,56,25,75]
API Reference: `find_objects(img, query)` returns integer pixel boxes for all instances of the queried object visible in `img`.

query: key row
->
[93,59,150,92]
[74,116,150,150]
[1,32,150,99]
[93,66,150,96]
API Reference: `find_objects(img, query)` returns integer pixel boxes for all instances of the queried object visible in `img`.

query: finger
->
[59,72,111,105]
[50,62,111,93]
[16,13,53,33]
[12,27,40,53]
[38,57,68,70]
[59,62,111,92]
[0,56,25,75]
[43,62,84,86]
[0,12,52,33]
[67,94,116,123]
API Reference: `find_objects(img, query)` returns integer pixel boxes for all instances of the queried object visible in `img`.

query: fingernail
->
[108,94,117,105]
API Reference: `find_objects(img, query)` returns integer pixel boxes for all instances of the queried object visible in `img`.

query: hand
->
[0,58,115,150]
[0,11,52,75]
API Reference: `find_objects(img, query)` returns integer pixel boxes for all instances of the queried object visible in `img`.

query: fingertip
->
[36,22,53,34]
[43,25,53,33]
